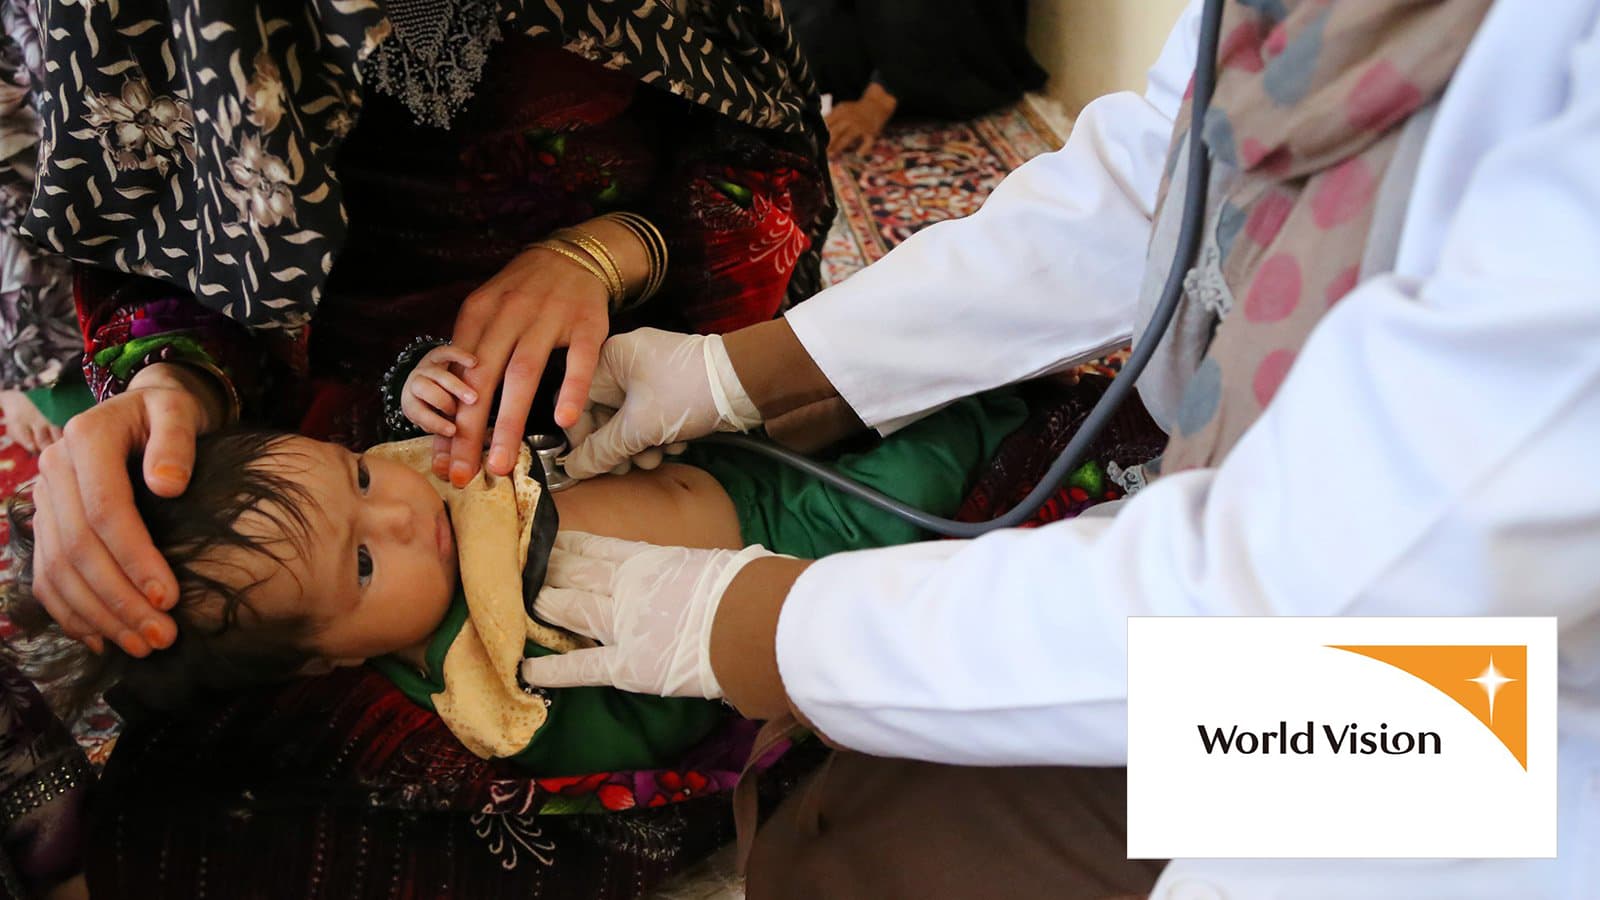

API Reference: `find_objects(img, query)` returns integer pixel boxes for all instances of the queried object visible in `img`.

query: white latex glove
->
[560,404,687,476]
[560,328,762,480]
[521,531,778,698]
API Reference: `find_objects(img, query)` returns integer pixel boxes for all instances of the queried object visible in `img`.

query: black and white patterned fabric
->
[20,0,825,331]
[0,0,76,390]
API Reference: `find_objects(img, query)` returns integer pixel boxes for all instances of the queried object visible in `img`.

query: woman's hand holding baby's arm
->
[401,344,478,437]
[445,216,652,487]
[30,362,221,657]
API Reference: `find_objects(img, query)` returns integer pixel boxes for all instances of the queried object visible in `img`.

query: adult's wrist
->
[128,362,234,433]
[581,216,651,299]
[722,319,840,420]
[709,555,812,721]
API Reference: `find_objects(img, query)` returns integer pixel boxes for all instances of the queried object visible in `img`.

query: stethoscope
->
[544,0,1226,539]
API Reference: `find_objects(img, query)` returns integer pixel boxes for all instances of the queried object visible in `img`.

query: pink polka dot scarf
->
[1151,0,1489,473]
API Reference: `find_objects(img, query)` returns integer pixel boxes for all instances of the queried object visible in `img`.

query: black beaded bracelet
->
[379,335,449,440]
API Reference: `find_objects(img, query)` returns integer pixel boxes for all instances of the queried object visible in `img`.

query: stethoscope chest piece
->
[527,434,578,493]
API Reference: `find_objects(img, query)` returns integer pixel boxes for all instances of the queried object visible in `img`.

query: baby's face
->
[219,435,459,664]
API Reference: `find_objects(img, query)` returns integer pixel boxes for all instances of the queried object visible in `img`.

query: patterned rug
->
[821,100,1064,286]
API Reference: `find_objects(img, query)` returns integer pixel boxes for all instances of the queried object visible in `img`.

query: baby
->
[4,343,1027,775]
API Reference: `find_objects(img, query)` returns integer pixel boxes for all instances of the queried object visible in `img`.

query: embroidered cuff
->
[88,334,241,425]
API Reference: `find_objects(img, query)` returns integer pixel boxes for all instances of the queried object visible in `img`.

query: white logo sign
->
[1127,617,1556,858]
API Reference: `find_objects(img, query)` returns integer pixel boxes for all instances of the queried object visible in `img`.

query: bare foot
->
[826,83,898,156]
[0,388,62,454]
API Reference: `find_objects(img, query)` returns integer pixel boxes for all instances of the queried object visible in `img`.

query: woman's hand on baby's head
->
[402,344,479,438]
[30,363,220,658]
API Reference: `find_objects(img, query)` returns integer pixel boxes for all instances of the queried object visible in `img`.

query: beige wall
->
[1029,0,1191,116]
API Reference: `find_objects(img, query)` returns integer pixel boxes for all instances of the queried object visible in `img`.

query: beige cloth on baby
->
[366,438,586,759]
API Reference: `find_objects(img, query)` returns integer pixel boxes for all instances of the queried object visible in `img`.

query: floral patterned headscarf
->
[20,0,826,331]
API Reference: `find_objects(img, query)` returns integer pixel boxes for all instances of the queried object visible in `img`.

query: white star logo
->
[1467,655,1517,724]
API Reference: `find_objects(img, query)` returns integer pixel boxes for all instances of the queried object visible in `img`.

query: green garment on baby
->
[371,593,724,775]
[23,369,94,427]
[678,388,1028,556]
[370,388,1026,776]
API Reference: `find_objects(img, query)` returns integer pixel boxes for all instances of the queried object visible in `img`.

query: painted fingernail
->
[84,635,105,655]
[119,631,152,658]
[433,454,451,477]
[140,620,169,647]
[450,459,474,487]
[153,463,189,485]
[144,580,165,607]
[488,447,510,472]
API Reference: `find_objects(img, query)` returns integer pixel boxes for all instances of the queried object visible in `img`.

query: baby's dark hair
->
[3,428,322,717]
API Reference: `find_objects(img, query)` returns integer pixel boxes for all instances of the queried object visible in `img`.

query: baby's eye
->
[357,545,373,586]
[357,460,371,494]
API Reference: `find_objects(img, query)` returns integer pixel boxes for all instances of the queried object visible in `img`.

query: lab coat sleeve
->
[783,1,1203,432]
[774,23,1600,767]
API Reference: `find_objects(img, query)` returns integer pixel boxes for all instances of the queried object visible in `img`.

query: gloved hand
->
[520,531,779,698]
[560,328,762,480]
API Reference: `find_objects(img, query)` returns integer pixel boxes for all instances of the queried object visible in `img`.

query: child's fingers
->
[426,344,479,370]
[402,387,458,437]
[406,403,458,437]
[410,379,460,419]
[425,368,478,405]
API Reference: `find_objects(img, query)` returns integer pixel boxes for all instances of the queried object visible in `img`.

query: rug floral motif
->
[822,101,1064,285]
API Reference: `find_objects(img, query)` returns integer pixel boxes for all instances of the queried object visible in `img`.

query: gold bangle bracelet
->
[602,212,669,308]
[621,213,668,301]
[554,229,627,309]
[529,240,621,305]
[175,358,242,428]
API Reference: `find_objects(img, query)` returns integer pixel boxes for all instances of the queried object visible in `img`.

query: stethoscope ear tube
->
[704,0,1228,538]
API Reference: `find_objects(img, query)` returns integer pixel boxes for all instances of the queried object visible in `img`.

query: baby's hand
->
[402,344,479,437]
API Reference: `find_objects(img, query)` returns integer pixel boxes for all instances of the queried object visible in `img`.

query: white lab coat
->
[778,0,1600,896]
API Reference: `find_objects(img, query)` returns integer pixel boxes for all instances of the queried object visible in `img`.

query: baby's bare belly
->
[551,463,744,550]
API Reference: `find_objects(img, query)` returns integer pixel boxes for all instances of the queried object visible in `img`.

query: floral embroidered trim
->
[363,0,505,129]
